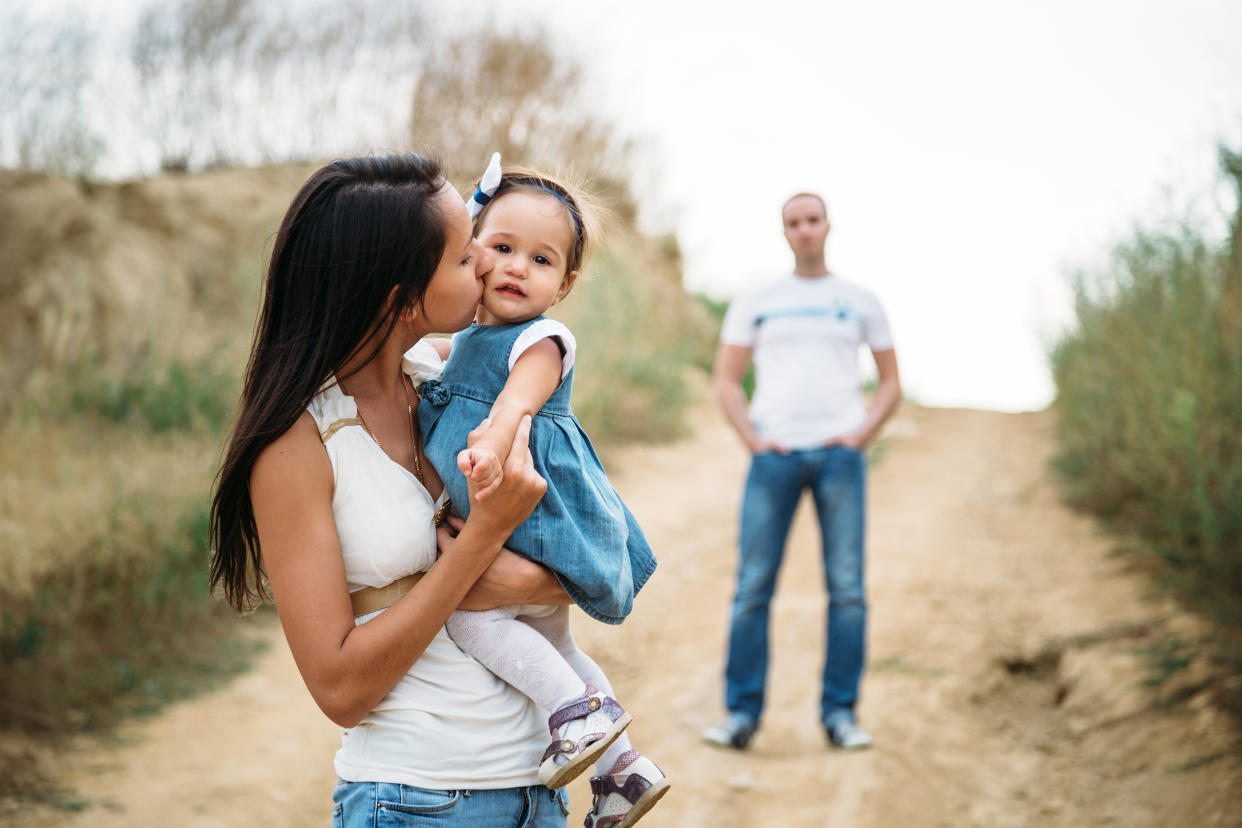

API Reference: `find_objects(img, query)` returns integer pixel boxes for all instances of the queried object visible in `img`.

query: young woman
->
[209,153,571,826]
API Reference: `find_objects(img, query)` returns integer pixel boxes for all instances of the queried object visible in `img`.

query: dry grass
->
[0,165,309,415]
[1,421,219,584]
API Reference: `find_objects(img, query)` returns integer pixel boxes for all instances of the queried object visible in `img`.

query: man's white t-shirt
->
[720,273,893,450]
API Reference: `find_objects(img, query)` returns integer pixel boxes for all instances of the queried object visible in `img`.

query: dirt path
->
[17,402,1242,826]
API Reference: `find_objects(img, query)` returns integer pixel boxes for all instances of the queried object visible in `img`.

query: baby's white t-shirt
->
[720,273,893,449]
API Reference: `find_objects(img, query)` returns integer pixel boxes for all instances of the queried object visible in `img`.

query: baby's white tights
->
[445,604,634,774]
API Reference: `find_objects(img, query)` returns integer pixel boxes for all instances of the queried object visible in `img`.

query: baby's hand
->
[458,447,504,501]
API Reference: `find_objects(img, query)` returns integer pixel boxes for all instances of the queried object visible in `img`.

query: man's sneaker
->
[701,713,757,750]
[824,714,873,750]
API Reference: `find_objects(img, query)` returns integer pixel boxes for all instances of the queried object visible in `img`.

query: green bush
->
[36,352,239,434]
[566,248,700,444]
[1050,146,1242,706]
[1052,225,1242,600]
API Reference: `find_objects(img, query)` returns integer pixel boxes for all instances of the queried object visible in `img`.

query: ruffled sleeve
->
[307,375,358,435]
[402,339,445,388]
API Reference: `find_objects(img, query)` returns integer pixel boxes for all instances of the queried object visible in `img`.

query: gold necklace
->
[348,376,425,485]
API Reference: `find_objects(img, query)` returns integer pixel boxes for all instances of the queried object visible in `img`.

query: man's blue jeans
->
[724,446,867,725]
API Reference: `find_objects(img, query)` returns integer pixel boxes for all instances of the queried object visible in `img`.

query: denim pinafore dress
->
[417,318,657,624]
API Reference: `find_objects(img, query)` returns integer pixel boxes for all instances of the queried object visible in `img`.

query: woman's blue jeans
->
[332,781,568,827]
[724,446,867,725]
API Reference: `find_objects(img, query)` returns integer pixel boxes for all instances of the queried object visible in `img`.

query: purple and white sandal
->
[538,686,632,789]
[583,750,670,828]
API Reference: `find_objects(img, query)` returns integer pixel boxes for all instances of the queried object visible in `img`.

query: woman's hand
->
[459,546,571,610]
[462,415,545,537]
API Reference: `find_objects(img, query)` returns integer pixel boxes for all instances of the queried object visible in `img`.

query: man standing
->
[703,193,901,751]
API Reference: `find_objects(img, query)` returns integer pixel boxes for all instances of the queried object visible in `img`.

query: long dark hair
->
[210,153,447,611]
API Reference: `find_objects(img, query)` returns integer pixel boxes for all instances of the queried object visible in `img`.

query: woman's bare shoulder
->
[251,411,332,493]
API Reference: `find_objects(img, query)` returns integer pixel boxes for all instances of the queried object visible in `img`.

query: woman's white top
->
[307,339,546,790]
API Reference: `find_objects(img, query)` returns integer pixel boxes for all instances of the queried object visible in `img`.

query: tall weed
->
[1051,146,1242,711]
[555,234,715,447]
[1,357,253,739]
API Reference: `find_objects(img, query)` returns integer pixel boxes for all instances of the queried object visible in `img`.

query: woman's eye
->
[461,255,473,266]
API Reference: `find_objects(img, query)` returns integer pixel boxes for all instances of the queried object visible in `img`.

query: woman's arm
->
[453,545,574,610]
[457,336,563,499]
[253,412,545,728]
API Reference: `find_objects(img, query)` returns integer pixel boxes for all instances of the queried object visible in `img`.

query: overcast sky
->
[489,0,1242,411]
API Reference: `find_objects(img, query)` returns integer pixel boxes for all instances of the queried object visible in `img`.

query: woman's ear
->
[554,271,579,304]
[390,285,418,323]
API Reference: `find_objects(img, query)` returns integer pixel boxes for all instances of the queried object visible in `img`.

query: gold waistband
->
[350,573,424,617]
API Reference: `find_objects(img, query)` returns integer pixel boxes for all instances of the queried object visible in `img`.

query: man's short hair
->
[781,192,827,217]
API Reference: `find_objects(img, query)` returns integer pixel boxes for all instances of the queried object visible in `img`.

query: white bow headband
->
[466,151,583,240]
[467,152,502,220]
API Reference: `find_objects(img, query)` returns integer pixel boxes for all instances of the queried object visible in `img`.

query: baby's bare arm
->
[458,337,564,500]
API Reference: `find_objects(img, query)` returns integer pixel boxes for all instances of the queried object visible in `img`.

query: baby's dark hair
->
[472,165,597,275]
